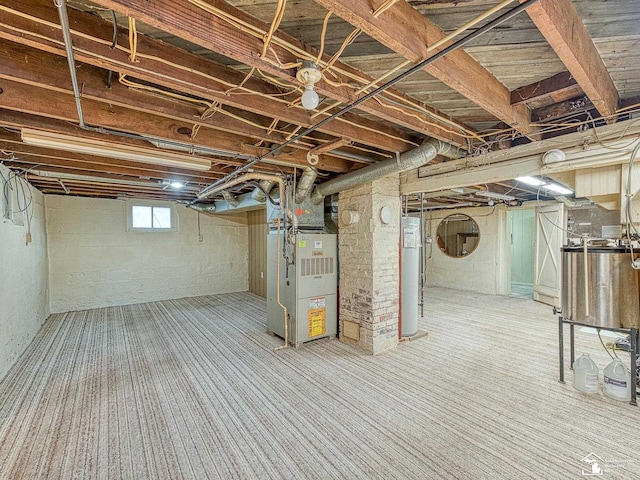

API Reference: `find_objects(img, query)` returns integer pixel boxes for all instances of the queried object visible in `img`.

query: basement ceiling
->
[0,0,639,206]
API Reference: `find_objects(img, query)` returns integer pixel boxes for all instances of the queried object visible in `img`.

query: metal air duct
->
[222,191,240,207]
[251,180,277,202]
[188,203,217,215]
[294,167,318,204]
[310,138,462,204]
[196,172,285,207]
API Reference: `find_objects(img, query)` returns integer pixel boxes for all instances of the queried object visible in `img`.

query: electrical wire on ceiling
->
[116,16,403,158]
[7,2,640,183]
[308,0,523,146]
[261,0,287,59]
[187,0,543,200]
[9,1,640,155]
[260,0,543,161]
[0,166,34,244]
[183,0,482,140]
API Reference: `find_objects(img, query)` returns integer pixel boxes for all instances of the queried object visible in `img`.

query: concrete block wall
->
[0,166,49,379]
[426,205,509,295]
[46,196,249,313]
[339,176,400,354]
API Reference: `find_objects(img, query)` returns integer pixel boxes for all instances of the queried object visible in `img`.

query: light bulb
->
[301,85,320,110]
[516,176,546,186]
[170,181,185,189]
[544,183,573,195]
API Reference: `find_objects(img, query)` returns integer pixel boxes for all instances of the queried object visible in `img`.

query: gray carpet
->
[0,289,638,479]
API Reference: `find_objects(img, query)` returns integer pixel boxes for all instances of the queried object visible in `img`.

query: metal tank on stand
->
[561,246,640,329]
[558,245,640,405]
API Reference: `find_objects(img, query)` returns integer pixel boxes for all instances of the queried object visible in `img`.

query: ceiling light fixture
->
[477,191,516,201]
[516,176,546,186]
[21,128,212,171]
[30,170,199,191]
[296,60,322,111]
[542,148,566,164]
[543,183,574,195]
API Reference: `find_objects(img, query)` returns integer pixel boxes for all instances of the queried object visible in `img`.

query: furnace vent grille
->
[301,257,334,276]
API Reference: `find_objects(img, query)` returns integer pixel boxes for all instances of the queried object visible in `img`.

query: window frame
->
[126,200,178,232]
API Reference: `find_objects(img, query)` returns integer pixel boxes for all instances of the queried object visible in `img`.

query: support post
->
[559,316,565,383]
[631,328,638,406]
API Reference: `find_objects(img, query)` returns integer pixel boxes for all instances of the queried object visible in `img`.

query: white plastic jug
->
[573,353,599,394]
[603,358,631,401]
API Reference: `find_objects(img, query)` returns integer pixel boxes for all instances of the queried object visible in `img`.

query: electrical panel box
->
[267,233,337,347]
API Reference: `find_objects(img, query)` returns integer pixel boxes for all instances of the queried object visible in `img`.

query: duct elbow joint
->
[294,167,318,204]
[310,188,324,205]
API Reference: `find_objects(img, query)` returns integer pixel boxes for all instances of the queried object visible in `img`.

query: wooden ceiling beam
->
[0,110,294,176]
[0,43,288,149]
[27,176,197,196]
[0,0,420,153]
[3,164,206,190]
[410,1,474,5]
[0,42,348,160]
[511,71,582,108]
[532,95,594,123]
[0,78,351,173]
[521,0,619,120]
[0,143,227,182]
[309,138,352,156]
[312,0,532,135]
[86,0,468,145]
[27,183,196,201]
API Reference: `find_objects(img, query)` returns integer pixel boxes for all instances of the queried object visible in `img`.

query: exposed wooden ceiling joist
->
[87,0,470,146]
[0,0,418,155]
[522,0,620,120]
[532,95,593,123]
[510,71,582,108]
[0,77,354,173]
[1,0,638,204]
[0,133,233,182]
[312,0,532,135]
[0,41,373,171]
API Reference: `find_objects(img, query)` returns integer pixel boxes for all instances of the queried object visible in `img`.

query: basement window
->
[127,202,177,232]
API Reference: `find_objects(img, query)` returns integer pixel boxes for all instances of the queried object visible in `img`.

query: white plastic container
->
[603,358,631,401]
[573,353,599,394]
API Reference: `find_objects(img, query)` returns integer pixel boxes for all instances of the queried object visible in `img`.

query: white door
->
[534,203,566,306]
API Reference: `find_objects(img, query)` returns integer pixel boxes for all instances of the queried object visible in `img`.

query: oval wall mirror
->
[436,214,480,258]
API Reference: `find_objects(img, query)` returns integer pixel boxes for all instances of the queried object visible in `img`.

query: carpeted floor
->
[0,288,638,479]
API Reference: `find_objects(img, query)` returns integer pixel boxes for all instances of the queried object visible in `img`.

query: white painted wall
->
[0,166,49,379]
[46,196,248,313]
[426,206,509,295]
